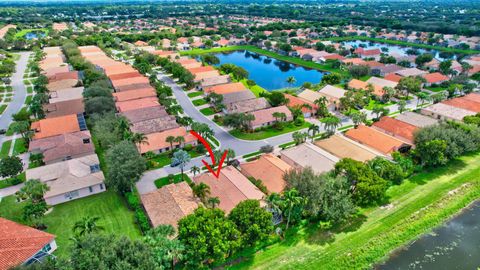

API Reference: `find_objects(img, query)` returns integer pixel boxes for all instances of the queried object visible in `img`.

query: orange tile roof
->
[284,94,317,113]
[422,72,449,84]
[204,82,247,95]
[342,58,366,65]
[113,87,156,102]
[194,70,220,80]
[345,125,409,155]
[194,166,265,213]
[139,127,197,154]
[0,218,55,270]
[463,93,480,103]
[111,76,150,89]
[187,66,216,74]
[240,154,292,193]
[348,79,384,96]
[115,97,160,112]
[31,114,80,139]
[372,116,418,143]
[384,73,402,83]
[442,97,480,113]
[108,71,143,80]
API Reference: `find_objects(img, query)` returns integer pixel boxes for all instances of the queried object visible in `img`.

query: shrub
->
[184,144,193,151]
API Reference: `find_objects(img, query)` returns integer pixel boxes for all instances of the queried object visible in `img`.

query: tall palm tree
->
[165,135,176,152]
[192,182,211,203]
[308,124,320,141]
[286,76,296,87]
[131,132,149,147]
[174,136,185,148]
[117,117,131,135]
[321,116,341,134]
[314,96,328,117]
[72,216,104,237]
[226,148,236,164]
[282,189,304,231]
[266,193,283,224]
[190,165,200,176]
[207,197,220,208]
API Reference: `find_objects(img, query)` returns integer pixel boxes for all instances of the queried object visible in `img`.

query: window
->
[89,186,93,193]
[83,138,90,144]
[90,164,100,173]
[64,190,79,199]
[100,184,104,190]
[42,243,51,253]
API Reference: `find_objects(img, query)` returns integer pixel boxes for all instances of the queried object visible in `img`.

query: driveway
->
[0,52,30,132]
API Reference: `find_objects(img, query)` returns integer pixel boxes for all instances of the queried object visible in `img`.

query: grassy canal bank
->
[226,151,480,270]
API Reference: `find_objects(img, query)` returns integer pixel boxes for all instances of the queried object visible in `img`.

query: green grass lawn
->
[147,148,206,169]
[154,174,192,189]
[26,86,33,94]
[228,152,480,270]
[0,104,7,114]
[0,140,12,158]
[230,121,311,140]
[14,28,49,38]
[25,95,33,104]
[365,99,396,110]
[0,172,25,189]
[425,86,447,93]
[192,98,208,106]
[240,79,268,97]
[0,191,141,258]
[12,138,27,155]
[187,91,204,98]
[200,107,216,116]
[181,45,349,76]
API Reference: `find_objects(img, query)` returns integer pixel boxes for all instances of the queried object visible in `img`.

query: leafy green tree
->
[72,216,104,237]
[398,100,407,113]
[0,156,23,178]
[416,139,448,167]
[268,91,287,106]
[321,73,341,85]
[228,200,273,246]
[178,207,241,267]
[85,96,115,116]
[415,53,433,67]
[321,115,341,133]
[367,157,404,184]
[395,76,423,98]
[201,54,220,65]
[192,182,210,203]
[350,111,367,127]
[105,141,146,193]
[144,225,185,270]
[348,65,370,79]
[16,179,49,223]
[439,60,452,75]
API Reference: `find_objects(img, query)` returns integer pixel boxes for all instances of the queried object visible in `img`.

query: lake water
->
[377,200,480,270]
[211,50,326,91]
[25,31,46,40]
[341,41,455,61]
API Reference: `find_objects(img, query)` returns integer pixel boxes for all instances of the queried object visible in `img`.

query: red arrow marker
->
[190,130,228,179]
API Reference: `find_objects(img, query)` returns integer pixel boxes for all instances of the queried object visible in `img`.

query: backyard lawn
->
[200,107,216,116]
[228,152,480,270]
[365,99,396,110]
[240,79,268,97]
[230,122,311,140]
[192,98,208,106]
[187,91,203,98]
[0,191,141,258]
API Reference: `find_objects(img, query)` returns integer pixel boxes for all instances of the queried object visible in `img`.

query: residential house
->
[198,75,231,90]
[442,96,480,113]
[395,68,428,77]
[222,90,256,105]
[314,134,379,162]
[0,218,57,270]
[239,154,292,193]
[193,166,265,213]
[141,182,200,229]
[31,114,83,140]
[354,47,381,60]
[366,76,398,89]
[204,82,247,95]
[421,103,476,121]
[138,127,197,154]
[225,97,270,114]
[284,94,317,118]
[49,87,84,103]
[115,97,160,112]
[280,143,338,174]
[120,106,169,124]
[422,72,449,86]
[371,116,418,144]
[297,89,324,104]
[112,87,156,102]
[348,79,384,97]
[395,112,439,128]
[28,131,95,164]
[26,154,106,205]
[371,64,403,77]
[131,115,179,135]
[318,85,346,110]
[188,66,219,81]
[345,125,411,155]
[44,99,85,119]
[249,106,293,130]
[384,73,403,83]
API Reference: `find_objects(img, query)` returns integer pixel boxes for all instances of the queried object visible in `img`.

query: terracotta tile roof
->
[345,125,409,155]
[200,75,231,88]
[193,166,265,213]
[372,116,418,143]
[31,114,81,139]
[194,70,220,80]
[314,134,378,162]
[422,72,449,84]
[342,58,366,65]
[141,182,201,228]
[442,97,480,113]
[108,71,143,80]
[187,66,216,74]
[355,47,381,56]
[226,97,270,114]
[463,93,480,103]
[115,83,153,92]
[0,218,55,270]
[222,90,256,105]
[363,61,385,68]
[239,154,292,193]
[324,54,345,60]
[384,73,402,83]
[139,127,197,154]
[47,71,79,82]
[28,131,94,163]
[284,94,317,113]
[395,68,427,77]
[111,77,150,89]
[115,97,160,112]
[204,82,247,95]
[121,106,168,123]
[131,116,179,134]
[250,106,293,127]
[348,79,384,96]
[112,87,156,102]
[47,79,80,92]
[42,66,71,77]
[44,99,85,118]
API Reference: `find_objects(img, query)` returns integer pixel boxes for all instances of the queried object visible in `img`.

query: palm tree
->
[72,216,104,237]
[192,182,210,202]
[350,111,367,128]
[314,96,328,117]
[165,136,176,152]
[321,116,341,134]
[207,197,220,208]
[171,150,191,180]
[190,165,200,176]
[282,189,304,231]
[131,132,149,147]
[117,117,131,135]
[174,136,185,148]
[308,124,320,141]
[143,225,185,270]
[266,193,283,224]
[416,92,430,108]
[286,76,296,87]
[226,148,235,164]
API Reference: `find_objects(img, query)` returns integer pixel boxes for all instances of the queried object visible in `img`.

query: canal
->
[377,200,480,269]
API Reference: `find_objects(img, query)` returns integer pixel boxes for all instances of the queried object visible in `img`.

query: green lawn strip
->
[207,135,220,147]
[12,138,27,155]
[337,125,354,132]
[240,79,268,97]
[154,174,192,189]
[242,151,262,159]
[230,122,310,141]
[200,107,216,116]
[425,86,446,93]
[26,86,33,94]
[364,100,396,110]
[181,45,348,76]
[0,190,142,258]
[0,172,25,189]
[228,152,480,270]
[0,140,12,158]
[278,141,296,149]
[187,91,204,98]
[147,149,205,169]
[0,104,7,114]
[192,98,208,106]
[25,95,32,104]
[323,36,480,55]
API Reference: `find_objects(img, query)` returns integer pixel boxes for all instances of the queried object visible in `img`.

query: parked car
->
[0,129,6,135]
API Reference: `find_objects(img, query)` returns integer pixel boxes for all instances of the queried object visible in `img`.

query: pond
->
[211,50,327,91]
[376,200,480,270]
[341,40,456,61]
[25,31,46,40]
